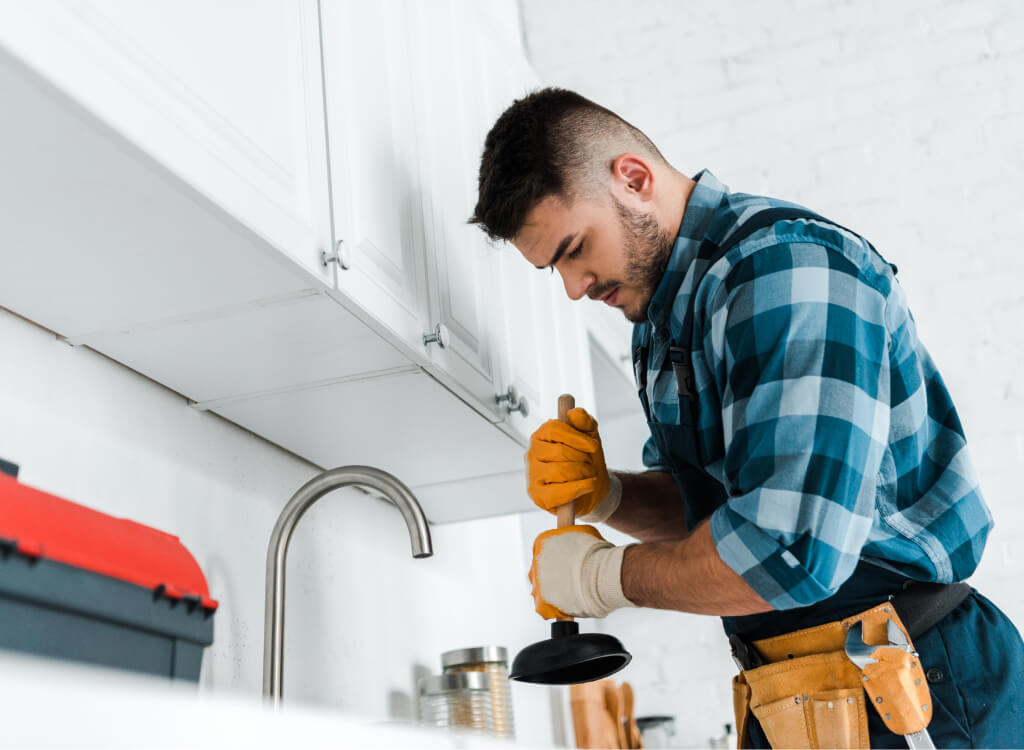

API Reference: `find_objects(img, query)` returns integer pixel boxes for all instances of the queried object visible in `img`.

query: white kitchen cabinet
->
[320,0,432,360]
[0,41,321,340]
[207,368,527,512]
[492,246,548,435]
[406,0,505,422]
[475,34,546,437]
[0,0,634,523]
[0,0,333,296]
[467,30,605,436]
[498,266,601,430]
[70,291,414,405]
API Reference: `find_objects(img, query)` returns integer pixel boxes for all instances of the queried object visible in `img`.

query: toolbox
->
[0,467,217,680]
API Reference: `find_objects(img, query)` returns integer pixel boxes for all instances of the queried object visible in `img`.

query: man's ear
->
[611,153,655,201]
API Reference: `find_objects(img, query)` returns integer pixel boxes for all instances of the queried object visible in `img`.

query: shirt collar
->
[646,169,729,329]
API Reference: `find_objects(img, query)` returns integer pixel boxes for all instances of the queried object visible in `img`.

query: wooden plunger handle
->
[556,394,576,528]
[556,393,576,624]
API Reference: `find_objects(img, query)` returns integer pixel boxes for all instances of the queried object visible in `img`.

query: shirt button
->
[926,668,944,683]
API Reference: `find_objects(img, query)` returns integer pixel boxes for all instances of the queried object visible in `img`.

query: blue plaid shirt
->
[636,170,993,610]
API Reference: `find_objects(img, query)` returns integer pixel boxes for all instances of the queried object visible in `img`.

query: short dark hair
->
[469,87,667,242]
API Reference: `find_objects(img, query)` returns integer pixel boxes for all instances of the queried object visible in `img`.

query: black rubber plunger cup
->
[509,394,632,685]
[509,619,631,684]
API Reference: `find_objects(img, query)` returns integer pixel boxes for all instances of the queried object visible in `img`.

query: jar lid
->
[440,645,508,668]
[418,671,491,695]
[636,715,676,730]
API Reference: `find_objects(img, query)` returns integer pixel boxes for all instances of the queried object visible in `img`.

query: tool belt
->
[729,581,971,749]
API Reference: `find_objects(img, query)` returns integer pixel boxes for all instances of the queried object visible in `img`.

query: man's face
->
[513,193,675,323]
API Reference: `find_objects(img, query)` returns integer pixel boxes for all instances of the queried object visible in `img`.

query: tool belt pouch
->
[739,650,869,749]
[733,604,936,749]
[731,674,753,749]
[856,643,932,737]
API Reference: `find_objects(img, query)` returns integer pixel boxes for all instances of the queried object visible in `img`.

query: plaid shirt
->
[635,170,993,610]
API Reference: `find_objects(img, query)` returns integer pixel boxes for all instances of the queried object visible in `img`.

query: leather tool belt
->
[729,582,971,749]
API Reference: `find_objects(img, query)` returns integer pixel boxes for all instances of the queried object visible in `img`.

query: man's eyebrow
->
[533,233,577,270]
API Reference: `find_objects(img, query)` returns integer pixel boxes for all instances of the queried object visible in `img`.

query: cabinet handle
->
[422,323,451,349]
[321,240,351,270]
[496,386,530,417]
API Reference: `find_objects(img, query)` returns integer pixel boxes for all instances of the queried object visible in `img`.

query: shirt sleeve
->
[705,242,892,610]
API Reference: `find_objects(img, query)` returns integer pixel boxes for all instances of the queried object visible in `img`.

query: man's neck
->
[660,169,696,237]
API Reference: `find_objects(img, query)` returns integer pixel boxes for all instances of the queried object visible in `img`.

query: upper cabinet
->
[475,33,554,437]
[0,0,333,303]
[0,0,637,521]
[319,0,431,359]
[405,0,505,422]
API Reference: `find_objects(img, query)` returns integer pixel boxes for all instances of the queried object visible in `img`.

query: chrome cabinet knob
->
[423,323,450,349]
[496,386,529,417]
[321,239,351,270]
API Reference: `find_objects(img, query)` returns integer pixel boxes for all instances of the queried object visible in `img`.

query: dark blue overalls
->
[631,208,1024,748]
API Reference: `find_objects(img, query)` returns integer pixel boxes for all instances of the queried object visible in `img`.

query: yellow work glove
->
[528,525,636,620]
[526,407,621,520]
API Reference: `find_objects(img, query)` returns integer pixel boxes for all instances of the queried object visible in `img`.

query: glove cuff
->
[578,473,622,524]
[580,542,636,618]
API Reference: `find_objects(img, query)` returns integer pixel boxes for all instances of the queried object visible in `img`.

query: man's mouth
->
[601,286,620,306]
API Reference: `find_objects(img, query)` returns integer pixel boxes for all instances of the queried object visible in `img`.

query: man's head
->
[470,88,687,323]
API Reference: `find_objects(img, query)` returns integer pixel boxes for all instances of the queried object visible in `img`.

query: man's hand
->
[526,407,621,520]
[528,525,636,619]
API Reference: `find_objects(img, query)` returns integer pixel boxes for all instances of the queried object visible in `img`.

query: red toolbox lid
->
[0,474,217,611]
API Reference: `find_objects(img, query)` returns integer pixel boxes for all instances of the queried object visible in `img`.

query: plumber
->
[470,87,1023,749]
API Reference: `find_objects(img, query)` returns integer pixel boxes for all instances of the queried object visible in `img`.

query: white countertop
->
[0,651,521,749]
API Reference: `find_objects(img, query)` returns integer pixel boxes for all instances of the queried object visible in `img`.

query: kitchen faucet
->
[262,466,433,704]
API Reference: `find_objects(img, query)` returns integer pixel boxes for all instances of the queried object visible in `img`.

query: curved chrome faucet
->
[262,465,433,704]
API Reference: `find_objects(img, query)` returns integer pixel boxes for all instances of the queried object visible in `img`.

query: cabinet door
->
[320,0,431,357]
[407,0,503,421]
[0,43,321,340]
[497,259,597,432]
[0,0,333,288]
[477,39,554,438]
[492,244,548,437]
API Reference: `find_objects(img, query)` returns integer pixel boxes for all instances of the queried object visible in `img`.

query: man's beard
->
[612,196,675,323]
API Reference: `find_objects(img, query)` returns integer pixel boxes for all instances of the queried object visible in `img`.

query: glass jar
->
[417,672,494,733]
[637,715,678,748]
[441,646,514,738]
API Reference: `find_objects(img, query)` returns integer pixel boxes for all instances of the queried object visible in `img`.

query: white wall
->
[519,0,1024,746]
[0,308,566,747]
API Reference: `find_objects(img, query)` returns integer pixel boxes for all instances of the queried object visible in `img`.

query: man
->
[470,88,1024,748]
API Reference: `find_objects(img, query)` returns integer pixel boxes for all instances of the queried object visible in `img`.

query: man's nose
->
[561,270,593,301]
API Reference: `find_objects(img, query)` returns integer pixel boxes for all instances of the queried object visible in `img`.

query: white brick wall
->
[518,1,1024,745]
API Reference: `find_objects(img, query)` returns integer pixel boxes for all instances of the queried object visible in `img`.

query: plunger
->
[509,394,632,685]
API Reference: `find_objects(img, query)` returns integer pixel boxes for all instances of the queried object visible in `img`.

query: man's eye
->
[567,241,584,259]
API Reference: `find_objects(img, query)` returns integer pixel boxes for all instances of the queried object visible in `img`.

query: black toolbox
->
[0,469,217,680]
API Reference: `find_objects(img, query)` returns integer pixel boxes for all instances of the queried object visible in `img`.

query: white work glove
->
[528,525,637,620]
